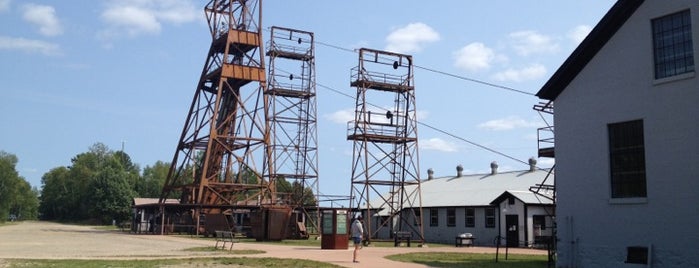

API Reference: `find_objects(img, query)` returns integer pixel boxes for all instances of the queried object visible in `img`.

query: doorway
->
[505,215,519,247]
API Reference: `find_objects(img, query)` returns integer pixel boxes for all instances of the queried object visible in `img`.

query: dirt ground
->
[0,221,548,268]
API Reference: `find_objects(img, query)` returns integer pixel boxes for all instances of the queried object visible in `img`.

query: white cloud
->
[102,6,161,36]
[420,138,458,152]
[477,116,543,131]
[324,108,354,124]
[508,30,559,56]
[385,22,440,54]
[0,0,10,12]
[100,0,199,38]
[0,36,61,55]
[568,25,592,44]
[22,4,63,36]
[492,63,547,82]
[453,42,500,72]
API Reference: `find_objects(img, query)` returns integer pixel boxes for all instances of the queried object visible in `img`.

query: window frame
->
[446,208,456,227]
[533,215,546,231]
[608,119,647,199]
[429,208,439,227]
[652,9,694,79]
[465,208,475,228]
[485,208,496,228]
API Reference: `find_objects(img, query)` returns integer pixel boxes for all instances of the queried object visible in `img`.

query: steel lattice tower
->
[265,26,320,232]
[160,0,275,209]
[348,48,424,244]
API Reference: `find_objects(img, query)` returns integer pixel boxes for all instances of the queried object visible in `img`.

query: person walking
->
[351,215,364,263]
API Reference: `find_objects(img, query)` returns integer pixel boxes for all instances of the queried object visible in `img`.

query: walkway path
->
[0,221,547,267]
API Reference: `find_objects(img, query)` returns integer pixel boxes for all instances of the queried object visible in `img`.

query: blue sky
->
[0,0,615,199]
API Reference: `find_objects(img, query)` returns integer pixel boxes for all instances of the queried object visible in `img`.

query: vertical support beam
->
[347,48,424,245]
[266,26,320,236]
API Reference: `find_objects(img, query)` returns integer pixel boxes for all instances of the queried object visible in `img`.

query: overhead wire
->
[266,32,548,169]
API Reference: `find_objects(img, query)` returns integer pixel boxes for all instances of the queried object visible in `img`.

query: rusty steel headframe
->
[160,0,276,210]
[347,48,425,245]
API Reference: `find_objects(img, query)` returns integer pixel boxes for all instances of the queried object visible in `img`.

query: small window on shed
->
[508,197,515,205]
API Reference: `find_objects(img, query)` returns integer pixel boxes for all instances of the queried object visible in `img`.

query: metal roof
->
[369,169,554,212]
[418,169,554,207]
[132,198,179,206]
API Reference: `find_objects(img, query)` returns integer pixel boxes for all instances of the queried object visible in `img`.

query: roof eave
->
[536,0,644,101]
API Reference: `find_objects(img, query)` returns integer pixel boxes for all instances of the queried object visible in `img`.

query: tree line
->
[1,142,317,224]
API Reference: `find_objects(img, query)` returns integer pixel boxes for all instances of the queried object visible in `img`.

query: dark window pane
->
[608,120,647,198]
[653,10,694,79]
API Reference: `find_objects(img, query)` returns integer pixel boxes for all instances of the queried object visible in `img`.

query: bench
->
[215,230,237,250]
[394,231,412,247]
[455,235,475,247]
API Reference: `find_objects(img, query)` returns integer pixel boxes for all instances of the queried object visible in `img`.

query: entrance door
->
[505,215,519,247]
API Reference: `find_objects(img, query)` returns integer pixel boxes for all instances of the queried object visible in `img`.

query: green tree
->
[137,161,170,198]
[39,167,71,220]
[276,178,317,207]
[39,143,140,223]
[0,151,39,221]
[87,156,135,224]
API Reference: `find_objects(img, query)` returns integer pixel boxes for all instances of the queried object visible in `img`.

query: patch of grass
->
[386,252,549,268]
[183,246,265,254]
[5,257,342,268]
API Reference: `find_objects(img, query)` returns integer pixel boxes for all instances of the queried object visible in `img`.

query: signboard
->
[336,210,347,234]
[322,210,334,235]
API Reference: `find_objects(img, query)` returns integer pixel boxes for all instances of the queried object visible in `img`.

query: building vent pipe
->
[529,157,537,172]
[490,161,498,175]
[456,165,463,177]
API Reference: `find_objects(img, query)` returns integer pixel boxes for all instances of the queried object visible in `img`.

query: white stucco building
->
[537,0,699,267]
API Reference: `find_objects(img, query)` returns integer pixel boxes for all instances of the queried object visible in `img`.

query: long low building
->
[367,160,554,247]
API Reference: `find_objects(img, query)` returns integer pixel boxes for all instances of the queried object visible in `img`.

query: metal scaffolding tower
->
[532,100,556,264]
[265,26,320,236]
[160,0,274,210]
[347,48,424,244]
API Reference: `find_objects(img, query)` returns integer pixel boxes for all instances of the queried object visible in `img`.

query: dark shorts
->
[352,237,362,245]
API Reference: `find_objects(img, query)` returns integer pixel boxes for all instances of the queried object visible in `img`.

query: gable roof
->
[536,0,644,100]
[369,169,554,213]
[490,190,554,206]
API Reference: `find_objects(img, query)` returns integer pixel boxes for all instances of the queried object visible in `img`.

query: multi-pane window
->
[608,120,647,198]
[465,208,475,228]
[446,208,456,227]
[485,208,495,228]
[652,10,694,79]
[429,208,439,226]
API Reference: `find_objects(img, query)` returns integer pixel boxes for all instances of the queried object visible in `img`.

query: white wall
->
[402,207,499,245]
[554,1,699,267]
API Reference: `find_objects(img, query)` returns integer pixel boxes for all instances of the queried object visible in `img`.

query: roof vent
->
[490,161,498,175]
[456,164,463,177]
[529,157,537,172]
[427,168,434,180]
